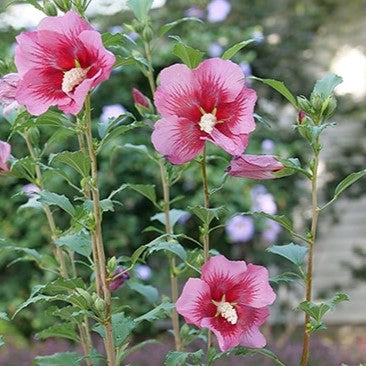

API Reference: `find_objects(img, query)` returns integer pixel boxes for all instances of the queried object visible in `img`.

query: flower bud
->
[109,267,130,292]
[142,25,153,42]
[132,88,149,109]
[53,0,71,11]
[107,256,117,274]
[76,288,93,307]
[297,110,306,124]
[43,0,58,16]
[94,297,106,313]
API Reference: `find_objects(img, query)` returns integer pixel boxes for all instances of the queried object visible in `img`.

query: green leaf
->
[251,76,297,107]
[38,191,75,217]
[0,242,41,263]
[235,347,285,366]
[150,209,189,228]
[102,32,124,48]
[222,39,254,60]
[112,183,157,205]
[127,0,153,20]
[189,206,226,226]
[10,156,36,181]
[126,281,159,303]
[165,350,204,366]
[93,312,135,347]
[130,245,148,266]
[35,352,81,366]
[14,294,53,318]
[36,323,79,342]
[312,73,343,98]
[242,211,294,234]
[49,151,91,178]
[172,42,205,69]
[122,143,158,162]
[55,230,91,257]
[135,301,174,323]
[159,17,203,37]
[253,113,271,128]
[267,243,308,266]
[145,237,187,261]
[270,272,302,284]
[274,157,311,179]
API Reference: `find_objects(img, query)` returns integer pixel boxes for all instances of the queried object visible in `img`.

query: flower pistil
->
[213,294,238,324]
[62,66,89,94]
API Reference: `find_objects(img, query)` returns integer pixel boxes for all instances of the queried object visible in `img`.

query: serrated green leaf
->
[189,205,226,226]
[312,73,343,98]
[10,156,36,181]
[267,243,308,266]
[0,243,41,263]
[159,17,203,37]
[145,237,187,261]
[36,323,79,342]
[38,191,75,217]
[135,301,174,323]
[242,211,294,234]
[172,43,205,69]
[55,230,91,257]
[35,352,80,366]
[102,32,124,48]
[130,245,148,266]
[49,151,91,177]
[98,122,142,150]
[42,278,85,296]
[251,76,297,107]
[269,272,301,284]
[13,294,53,318]
[165,350,204,366]
[127,0,153,20]
[124,183,157,205]
[127,281,159,303]
[150,209,189,228]
[222,39,254,60]
[122,143,158,163]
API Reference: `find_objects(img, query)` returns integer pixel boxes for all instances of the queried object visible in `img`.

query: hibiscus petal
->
[154,64,201,120]
[216,86,257,135]
[37,11,92,39]
[231,264,276,308]
[16,68,68,116]
[227,154,284,180]
[193,58,244,105]
[0,141,11,172]
[201,255,247,302]
[151,116,205,164]
[201,315,245,351]
[175,278,215,326]
[237,306,269,348]
[205,128,249,156]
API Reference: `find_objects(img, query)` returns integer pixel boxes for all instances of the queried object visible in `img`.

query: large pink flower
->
[14,11,115,116]
[0,141,11,172]
[151,58,257,164]
[176,255,275,351]
[227,154,284,179]
[0,73,20,116]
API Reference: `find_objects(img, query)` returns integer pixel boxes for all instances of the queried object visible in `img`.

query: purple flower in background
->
[226,215,255,243]
[207,0,231,23]
[251,185,277,215]
[100,104,126,123]
[0,73,20,116]
[208,43,223,57]
[261,139,275,154]
[239,62,252,86]
[135,264,152,281]
[23,183,41,198]
[262,220,281,244]
[177,212,191,225]
[185,7,205,19]
[251,30,264,44]
[108,25,122,34]
[109,267,130,292]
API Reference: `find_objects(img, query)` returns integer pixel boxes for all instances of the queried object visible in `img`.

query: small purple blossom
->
[207,0,231,23]
[262,220,281,244]
[177,212,191,225]
[185,7,205,19]
[261,139,276,154]
[135,264,152,281]
[225,215,255,243]
[208,43,223,57]
[100,104,127,123]
[0,73,20,116]
[22,183,41,198]
[251,185,277,215]
[251,30,264,44]
[239,62,252,86]
[108,25,123,34]
[109,267,130,292]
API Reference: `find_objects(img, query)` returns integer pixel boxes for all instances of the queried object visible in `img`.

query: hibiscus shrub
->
[0,1,364,366]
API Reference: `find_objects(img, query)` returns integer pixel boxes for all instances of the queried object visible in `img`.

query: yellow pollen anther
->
[199,113,217,134]
[62,67,88,94]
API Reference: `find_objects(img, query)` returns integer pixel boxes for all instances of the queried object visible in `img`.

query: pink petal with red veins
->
[237,306,269,348]
[37,11,92,39]
[175,278,215,326]
[205,128,249,156]
[227,264,276,308]
[78,31,116,84]
[228,154,284,179]
[154,64,201,120]
[201,255,247,302]
[0,141,11,171]
[193,58,244,104]
[16,68,68,115]
[201,316,243,352]
[151,116,205,164]
[216,86,257,135]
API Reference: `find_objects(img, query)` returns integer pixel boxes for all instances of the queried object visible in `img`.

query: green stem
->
[300,151,320,366]
[84,95,116,366]
[143,41,156,94]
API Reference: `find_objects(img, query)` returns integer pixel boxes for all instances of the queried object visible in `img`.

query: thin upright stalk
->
[300,151,320,366]
[159,160,183,351]
[143,42,156,94]
[84,96,116,366]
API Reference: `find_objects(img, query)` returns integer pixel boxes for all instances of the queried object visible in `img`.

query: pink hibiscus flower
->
[176,255,275,351]
[0,141,11,172]
[227,154,284,179]
[0,73,20,116]
[151,58,257,164]
[14,11,115,116]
